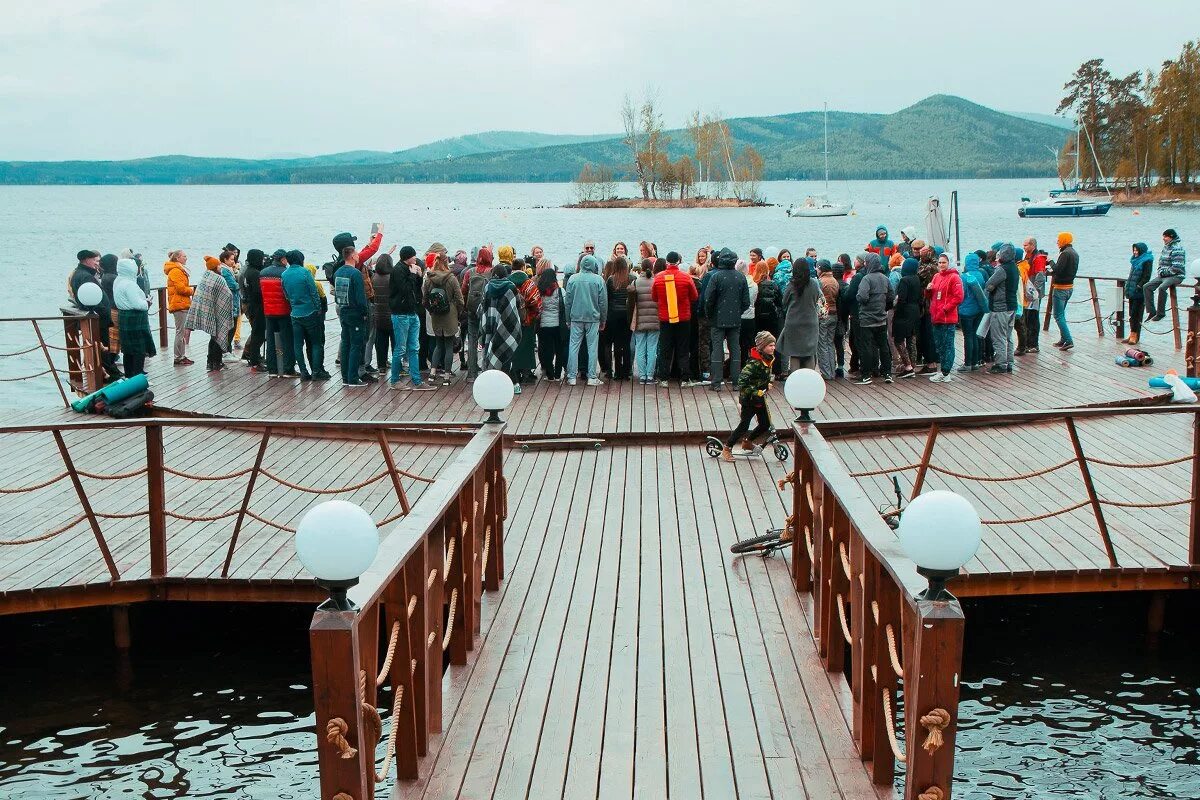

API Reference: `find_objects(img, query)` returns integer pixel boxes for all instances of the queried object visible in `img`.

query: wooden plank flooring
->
[388,444,887,800]
[133,303,1173,434]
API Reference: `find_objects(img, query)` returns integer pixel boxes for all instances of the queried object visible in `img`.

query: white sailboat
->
[787,103,853,218]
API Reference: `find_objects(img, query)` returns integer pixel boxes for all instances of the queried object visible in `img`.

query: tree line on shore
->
[1057,39,1199,191]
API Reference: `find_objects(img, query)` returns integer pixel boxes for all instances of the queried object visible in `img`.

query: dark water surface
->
[1,596,1197,799]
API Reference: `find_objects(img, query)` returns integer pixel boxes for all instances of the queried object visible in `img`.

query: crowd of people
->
[67,225,1187,404]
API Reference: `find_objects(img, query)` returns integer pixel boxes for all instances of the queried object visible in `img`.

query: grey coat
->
[855,254,893,327]
[423,268,465,336]
[777,277,821,361]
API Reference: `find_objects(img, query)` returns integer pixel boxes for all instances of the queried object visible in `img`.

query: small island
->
[564,97,767,209]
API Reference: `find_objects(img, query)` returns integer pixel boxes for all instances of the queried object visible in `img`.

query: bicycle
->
[703,430,791,463]
[729,470,797,557]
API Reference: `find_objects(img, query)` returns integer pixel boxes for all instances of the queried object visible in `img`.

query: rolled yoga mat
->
[71,372,150,413]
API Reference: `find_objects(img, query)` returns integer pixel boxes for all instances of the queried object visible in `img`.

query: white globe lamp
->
[77,281,104,308]
[783,368,826,422]
[896,490,981,601]
[473,369,515,423]
[294,500,380,611]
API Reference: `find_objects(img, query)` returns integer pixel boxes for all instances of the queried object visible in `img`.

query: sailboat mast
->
[823,102,830,192]
[1074,124,1081,188]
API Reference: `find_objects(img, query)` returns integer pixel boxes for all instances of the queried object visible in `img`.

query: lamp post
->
[472,369,516,424]
[896,490,981,602]
[294,500,380,611]
[783,368,827,423]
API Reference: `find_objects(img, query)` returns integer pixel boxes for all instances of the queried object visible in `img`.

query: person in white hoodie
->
[113,258,154,377]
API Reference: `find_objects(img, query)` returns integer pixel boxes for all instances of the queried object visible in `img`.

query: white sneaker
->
[929,373,945,383]
[587,378,603,387]
[567,377,577,386]
[940,373,953,382]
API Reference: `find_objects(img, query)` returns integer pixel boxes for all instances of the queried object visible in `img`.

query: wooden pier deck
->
[1,295,1198,799]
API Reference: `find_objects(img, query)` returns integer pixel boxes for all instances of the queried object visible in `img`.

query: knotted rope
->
[776,469,796,492]
[920,708,952,755]
[918,787,945,800]
[836,594,852,643]
[886,624,904,679]
[325,717,357,759]
[838,542,851,581]
[445,537,456,575]
[481,525,492,572]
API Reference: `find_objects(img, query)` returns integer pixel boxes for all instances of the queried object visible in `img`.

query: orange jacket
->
[164,261,194,311]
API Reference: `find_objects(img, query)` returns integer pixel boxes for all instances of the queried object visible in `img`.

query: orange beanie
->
[203,255,220,272]
[1057,232,1073,248]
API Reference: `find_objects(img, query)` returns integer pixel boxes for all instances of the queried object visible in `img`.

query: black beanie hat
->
[1164,228,1179,240]
[247,249,264,268]
[332,232,357,251]
[398,245,417,262]
[77,249,98,262]
[286,249,304,266]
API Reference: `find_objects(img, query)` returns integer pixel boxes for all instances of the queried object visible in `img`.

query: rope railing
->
[0,345,41,357]
[1085,454,1192,468]
[259,466,391,495]
[886,623,904,679]
[928,458,1076,483]
[0,369,55,382]
[0,514,87,545]
[445,537,456,576]
[442,587,459,651]
[0,472,69,494]
[164,465,255,481]
[836,593,853,643]
[376,621,401,688]
[882,688,906,763]
[849,462,920,478]
[78,466,149,480]
[1099,496,1193,509]
[980,500,1091,526]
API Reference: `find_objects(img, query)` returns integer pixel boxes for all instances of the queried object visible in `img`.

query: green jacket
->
[738,349,774,402]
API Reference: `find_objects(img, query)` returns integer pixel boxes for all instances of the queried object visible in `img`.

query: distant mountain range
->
[0,96,1068,185]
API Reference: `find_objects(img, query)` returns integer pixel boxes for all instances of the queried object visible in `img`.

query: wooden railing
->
[309,423,505,798]
[0,313,104,405]
[0,417,482,602]
[790,419,965,800]
[1047,274,1185,350]
[791,404,1200,798]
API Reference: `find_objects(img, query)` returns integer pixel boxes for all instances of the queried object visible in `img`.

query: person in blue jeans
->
[388,245,435,390]
[564,254,608,385]
[281,249,329,381]
[1051,232,1078,350]
[333,247,371,387]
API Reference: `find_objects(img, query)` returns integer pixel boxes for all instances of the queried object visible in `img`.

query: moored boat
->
[1018,189,1112,218]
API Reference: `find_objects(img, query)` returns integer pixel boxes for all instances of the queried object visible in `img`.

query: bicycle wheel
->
[704,437,723,458]
[729,530,792,555]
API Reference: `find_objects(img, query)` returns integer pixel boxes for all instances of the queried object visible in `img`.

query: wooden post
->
[1088,278,1103,337]
[869,577,900,785]
[405,550,431,755]
[1170,286,1182,350]
[1065,417,1119,568]
[377,430,411,516]
[1190,410,1200,565]
[445,513,468,666]
[909,423,940,500]
[1042,286,1054,332]
[157,288,169,349]
[82,314,104,393]
[792,431,813,593]
[490,442,506,585]
[387,569,420,777]
[1115,279,1126,340]
[53,430,119,580]
[901,599,965,800]
[146,425,167,579]
[849,531,868,752]
[425,521,445,734]
[822,510,848,673]
[1189,300,1200,379]
[31,320,71,408]
[222,429,272,578]
[310,610,372,800]
[112,605,132,651]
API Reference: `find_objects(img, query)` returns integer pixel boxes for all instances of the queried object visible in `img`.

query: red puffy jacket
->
[260,265,290,317]
[651,265,699,323]
[928,268,964,324]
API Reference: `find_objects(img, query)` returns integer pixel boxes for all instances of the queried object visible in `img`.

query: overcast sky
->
[2,0,1196,161]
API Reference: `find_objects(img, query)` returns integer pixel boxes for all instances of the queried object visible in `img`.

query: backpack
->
[755,281,781,322]
[426,284,451,315]
[465,271,489,317]
[322,258,339,284]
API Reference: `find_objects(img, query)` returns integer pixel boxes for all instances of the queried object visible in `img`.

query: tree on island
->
[576,91,763,204]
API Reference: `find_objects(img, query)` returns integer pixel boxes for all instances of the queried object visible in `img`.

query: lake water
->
[2,595,1196,799]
